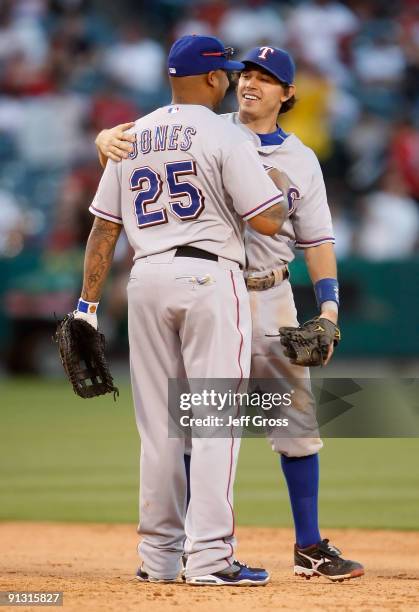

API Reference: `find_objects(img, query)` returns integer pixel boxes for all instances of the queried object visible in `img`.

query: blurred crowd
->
[0,0,418,371]
[1,0,418,261]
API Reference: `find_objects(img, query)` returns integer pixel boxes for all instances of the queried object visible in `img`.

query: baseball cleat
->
[294,539,364,582]
[136,566,177,583]
[186,560,270,586]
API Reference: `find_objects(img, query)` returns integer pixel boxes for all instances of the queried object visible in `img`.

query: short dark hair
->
[278,82,296,115]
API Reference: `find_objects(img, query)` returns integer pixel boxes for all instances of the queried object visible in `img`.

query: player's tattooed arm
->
[247,168,289,235]
[247,200,288,235]
[95,122,136,168]
[81,217,122,302]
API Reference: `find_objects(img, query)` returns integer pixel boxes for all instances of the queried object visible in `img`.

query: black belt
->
[174,246,219,262]
[174,245,243,269]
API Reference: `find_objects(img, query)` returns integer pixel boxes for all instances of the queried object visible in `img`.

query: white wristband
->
[77,298,99,315]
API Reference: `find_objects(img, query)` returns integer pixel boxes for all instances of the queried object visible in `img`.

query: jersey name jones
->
[137,125,197,155]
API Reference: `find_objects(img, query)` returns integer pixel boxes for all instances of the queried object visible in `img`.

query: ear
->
[281,84,296,103]
[206,71,218,88]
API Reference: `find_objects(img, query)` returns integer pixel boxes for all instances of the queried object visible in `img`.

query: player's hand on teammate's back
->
[95,122,136,164]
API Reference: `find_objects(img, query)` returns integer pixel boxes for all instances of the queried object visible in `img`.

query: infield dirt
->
[1,523,418,611]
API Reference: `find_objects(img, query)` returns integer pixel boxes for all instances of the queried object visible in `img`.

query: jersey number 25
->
[130,160,205,228]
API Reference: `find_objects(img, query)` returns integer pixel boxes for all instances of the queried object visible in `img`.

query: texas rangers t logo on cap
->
[241,46,295,84]
[258,46,274,60]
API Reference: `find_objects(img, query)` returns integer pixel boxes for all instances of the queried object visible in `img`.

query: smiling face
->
[237,64,292,123]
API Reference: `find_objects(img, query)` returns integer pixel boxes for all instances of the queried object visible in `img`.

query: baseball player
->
[234,47,363,582]
[75,35,287,586]
[96,45,364,583]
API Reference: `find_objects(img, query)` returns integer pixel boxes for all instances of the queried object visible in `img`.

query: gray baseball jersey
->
[222,112,334,273]
[220,112,331,458]
[90,105,284,269]
[88,103,284,580]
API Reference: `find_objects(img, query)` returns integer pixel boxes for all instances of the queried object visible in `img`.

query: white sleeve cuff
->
[89,205,123,224]
[241,193,284,221]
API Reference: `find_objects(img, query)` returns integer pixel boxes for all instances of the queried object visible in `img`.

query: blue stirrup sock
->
[280,453,321,548]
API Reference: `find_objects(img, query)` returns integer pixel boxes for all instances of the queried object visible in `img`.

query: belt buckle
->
[246,272,274,291]
[246,266,288,291]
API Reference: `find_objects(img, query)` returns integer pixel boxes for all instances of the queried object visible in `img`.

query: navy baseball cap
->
[241,47,295,85]
[168,35,244,77]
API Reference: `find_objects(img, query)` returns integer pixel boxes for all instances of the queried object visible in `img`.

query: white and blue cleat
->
[186,560,270,586]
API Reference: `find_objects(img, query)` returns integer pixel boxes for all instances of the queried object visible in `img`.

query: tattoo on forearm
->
[81,218,122,302]
[260,202,287,228]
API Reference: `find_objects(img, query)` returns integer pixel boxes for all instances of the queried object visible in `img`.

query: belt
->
[246,266,289,291]
[174,246,243,269]
[174,245,218,261]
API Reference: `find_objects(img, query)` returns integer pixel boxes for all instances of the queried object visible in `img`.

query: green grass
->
[1,379,418,529]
